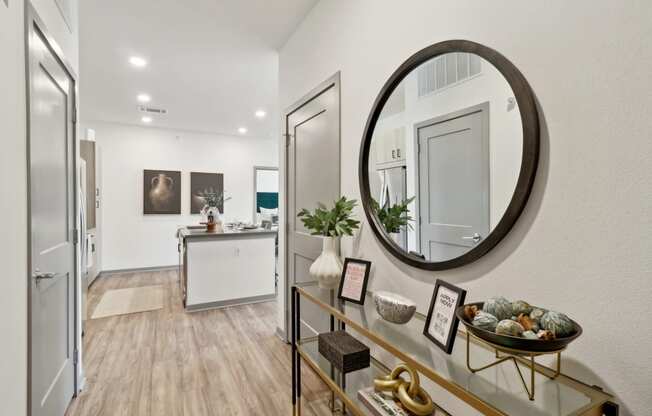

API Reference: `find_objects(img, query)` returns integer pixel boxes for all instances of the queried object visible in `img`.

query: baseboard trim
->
[185,294,276,312]
[275,326,288,343]
[99,265,178,277]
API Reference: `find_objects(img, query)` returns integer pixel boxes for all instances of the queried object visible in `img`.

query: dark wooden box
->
[318,330,370,374]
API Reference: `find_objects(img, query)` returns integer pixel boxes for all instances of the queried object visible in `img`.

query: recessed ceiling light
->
[141,116,152,123]
[255,110,266,118]
[238,127,248,134]
[137,93,151,103]
[129,56,147,68]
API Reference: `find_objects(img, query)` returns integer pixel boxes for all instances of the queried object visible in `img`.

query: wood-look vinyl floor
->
[65,270,332,416]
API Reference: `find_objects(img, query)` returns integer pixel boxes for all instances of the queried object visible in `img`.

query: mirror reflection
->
[368,52,523,262]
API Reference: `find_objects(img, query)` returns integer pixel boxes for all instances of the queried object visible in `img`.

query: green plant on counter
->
[372,197,415,234]
[297,196,360,237]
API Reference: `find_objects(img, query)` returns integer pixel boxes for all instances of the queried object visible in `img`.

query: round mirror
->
[359,40,539,270]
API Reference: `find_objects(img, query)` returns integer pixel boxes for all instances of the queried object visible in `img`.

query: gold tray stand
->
[465,332,564,401]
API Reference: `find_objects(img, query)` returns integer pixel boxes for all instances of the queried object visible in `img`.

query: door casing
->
[281,73,341,340]
[25,4,81,414]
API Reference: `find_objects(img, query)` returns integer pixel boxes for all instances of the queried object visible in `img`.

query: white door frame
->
[280,72,341,341]
[25,4,81,413]
[412,101,490,256]
[252,165,279,223]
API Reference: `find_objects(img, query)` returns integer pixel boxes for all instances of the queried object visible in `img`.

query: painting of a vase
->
[143,170,181,214]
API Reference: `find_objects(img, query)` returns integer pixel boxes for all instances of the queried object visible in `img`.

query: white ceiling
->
[79,0,318,138]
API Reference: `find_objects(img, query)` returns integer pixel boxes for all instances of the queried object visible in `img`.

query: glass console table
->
[291,285,617,416]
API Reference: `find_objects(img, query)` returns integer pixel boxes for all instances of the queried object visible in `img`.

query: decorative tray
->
[456,302,583,353]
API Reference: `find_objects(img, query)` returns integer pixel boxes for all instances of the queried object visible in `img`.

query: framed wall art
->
[143,169,181,215]
[337,258,371,305]
[423,279,466,354]
[190,172,224,214]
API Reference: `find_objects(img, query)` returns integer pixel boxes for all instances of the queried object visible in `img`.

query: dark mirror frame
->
[359,40,540,271]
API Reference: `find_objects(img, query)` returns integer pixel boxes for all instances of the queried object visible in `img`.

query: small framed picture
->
[337,258,371,305]
[423,280,466,354]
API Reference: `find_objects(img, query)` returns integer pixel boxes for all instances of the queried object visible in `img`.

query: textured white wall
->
[279,1,652,414]
[89,121,278,270]
[0,0,27,413]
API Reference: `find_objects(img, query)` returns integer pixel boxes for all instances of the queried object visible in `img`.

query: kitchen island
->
[177,226,277,311]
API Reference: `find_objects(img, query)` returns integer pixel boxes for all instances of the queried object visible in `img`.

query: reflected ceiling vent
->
[138,105,168,115]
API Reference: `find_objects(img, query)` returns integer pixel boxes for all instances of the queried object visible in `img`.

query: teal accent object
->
[511,300,533,316]
[540,311,575,337]
[483,297,512,320]
[256,192,278,212]
[472,312,498,332]
[495,320,524,337]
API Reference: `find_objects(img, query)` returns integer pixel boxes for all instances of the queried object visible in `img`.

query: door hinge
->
[73,228,79,245]
[73,349,79,366]
[419,216,422,225]
[284,133,293,147]
[72,106,78,124]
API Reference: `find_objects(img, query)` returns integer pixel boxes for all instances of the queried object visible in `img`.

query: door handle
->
[33,270,64,281]
[396,148,401,158]
[391,149,396,159]
[462,233,482,243]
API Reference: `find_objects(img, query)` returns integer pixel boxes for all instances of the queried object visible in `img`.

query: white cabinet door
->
[375,126,406,166]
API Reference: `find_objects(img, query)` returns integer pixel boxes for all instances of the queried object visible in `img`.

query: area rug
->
[91,285,164,319]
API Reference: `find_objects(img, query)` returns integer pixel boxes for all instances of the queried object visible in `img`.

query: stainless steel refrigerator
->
[376,166,408,250]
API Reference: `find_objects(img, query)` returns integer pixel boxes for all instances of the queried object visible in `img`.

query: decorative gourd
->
[529,308,546,323]
[522,330,538,340]
[472,312,499,332]
[483,297,512,321]
[512,300,533,316]
[540,311,574,337]
[495,320,524,337]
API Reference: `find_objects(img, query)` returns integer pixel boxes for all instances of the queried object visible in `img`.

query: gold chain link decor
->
[374,363,435,416]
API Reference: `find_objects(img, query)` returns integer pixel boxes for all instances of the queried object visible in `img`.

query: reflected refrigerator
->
[376,166,407,250]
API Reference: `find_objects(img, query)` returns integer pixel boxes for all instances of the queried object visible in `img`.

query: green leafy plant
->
[297,196,360,237]
[372,197,415,234]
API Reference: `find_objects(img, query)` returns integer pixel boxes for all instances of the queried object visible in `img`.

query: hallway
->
[66,270,329,415]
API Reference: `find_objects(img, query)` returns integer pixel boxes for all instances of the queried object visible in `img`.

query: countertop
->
[177,225,278,241]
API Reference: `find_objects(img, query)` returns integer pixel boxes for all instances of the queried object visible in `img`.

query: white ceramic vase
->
[310,236,343,289]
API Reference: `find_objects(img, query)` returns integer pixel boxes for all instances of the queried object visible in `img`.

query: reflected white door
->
[28,21,76,416]
[417,106,489,261]
[286,76,340,338]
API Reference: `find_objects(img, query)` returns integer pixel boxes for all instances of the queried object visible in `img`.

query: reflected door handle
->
[33,270,64,281]
[462,233,482,243]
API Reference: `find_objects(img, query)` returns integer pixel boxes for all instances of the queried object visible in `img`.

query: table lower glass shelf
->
[297,337,448,416]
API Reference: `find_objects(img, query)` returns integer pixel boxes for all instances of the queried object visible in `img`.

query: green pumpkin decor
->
[472,311,499,332]
[512,300,533,316]
[540,311,574,337]
[495,319,524,337]
[522,330,538,340]
[483,297,512,321]
[529,308,546,323]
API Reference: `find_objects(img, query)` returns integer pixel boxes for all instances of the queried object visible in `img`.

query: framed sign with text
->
[423,280,466,354]
[337,258,371,305]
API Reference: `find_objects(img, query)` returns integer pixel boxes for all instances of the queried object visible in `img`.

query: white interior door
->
[417,106,489,261]
[286,76,340,338]
[28,20,77,416]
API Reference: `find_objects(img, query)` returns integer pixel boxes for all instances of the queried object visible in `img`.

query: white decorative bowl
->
[373,291,417,324]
